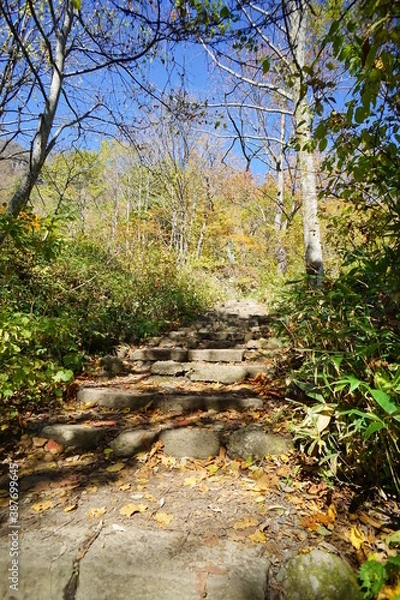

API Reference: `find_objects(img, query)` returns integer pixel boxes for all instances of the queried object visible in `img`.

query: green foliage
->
[359,555,400,600]
[275,265,400,494]
[0,215,213,414]
[279,0,400,497]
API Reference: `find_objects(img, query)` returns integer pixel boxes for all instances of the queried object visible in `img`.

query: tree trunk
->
[288,0,324,284]
[0,1,74,246]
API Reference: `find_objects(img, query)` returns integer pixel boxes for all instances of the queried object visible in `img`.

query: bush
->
[274,264,400,496]
[0,218,214,414]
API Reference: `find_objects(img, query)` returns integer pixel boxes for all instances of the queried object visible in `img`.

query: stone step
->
[130,348,245,363]
[150,362,273,383]
[0,525,270,600]
[77,388,157,409]
[77,387,263,413]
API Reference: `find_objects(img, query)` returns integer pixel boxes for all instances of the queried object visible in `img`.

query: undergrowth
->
[0,213,214,416]
[274,257,400,497]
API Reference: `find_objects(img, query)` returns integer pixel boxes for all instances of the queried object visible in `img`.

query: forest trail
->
[0,300,366,599]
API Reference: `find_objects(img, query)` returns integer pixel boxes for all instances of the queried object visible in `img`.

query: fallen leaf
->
[45,439,64,454]
[349,526,367,550]
[106,462,125,473]
[119,483,131,492]
[64,503,78,513]
[88,506,107,518]
[233,516,259,530]
[31,500,53,512]
[249,530,267,544]
[184,476,198,487]
[154,512,173,527]
[207,464,219,475]
[32,436,48,447]
[119,503,148,517]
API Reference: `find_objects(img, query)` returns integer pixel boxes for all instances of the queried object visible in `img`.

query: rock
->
[115,344,130,359]
[41,424,108,450]
[110,429,159,457]
[77,388,156,410]
[278,549,362,600]
[160,428,220,458]
[98,355,128,377]
[188,349,244,363]
[227,427,293,460]
[151,361,189,376]
[189,364,248,384]
[246,339,262,349]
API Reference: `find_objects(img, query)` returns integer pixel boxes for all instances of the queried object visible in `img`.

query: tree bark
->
[0,1,74,246]
[288,0,324,284]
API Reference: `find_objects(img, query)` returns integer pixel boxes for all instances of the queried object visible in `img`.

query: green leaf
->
[370,389,399,416]
[364,421,386,439]
[355,106,368,124]
[359,560,386,597]
[72,0,82,9]
[319,138,328,152]
[220,6,230,19]
[261,57,270,74]
[53,369,74,383]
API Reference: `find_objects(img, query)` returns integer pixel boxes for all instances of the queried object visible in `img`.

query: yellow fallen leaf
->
[327,503,337,521]
[64,503,78,513]
[106,462,125,473]
[233,516,259,530]
[119,483,131,492]
[184,476,198,487]
[88,485,98,493]
[119,503,148,517]
[88,506,107,518]
[154,512,173,527]
[349,526,366,550]
[199,484,209,493]
[207,464,219,474]
[249,530,267,544]
[31,501,53,512]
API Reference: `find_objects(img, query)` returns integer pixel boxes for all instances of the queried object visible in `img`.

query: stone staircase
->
[0,300,364,600]
[40,299,290,461]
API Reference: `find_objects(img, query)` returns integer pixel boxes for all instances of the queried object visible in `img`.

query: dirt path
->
[0,300,396,599]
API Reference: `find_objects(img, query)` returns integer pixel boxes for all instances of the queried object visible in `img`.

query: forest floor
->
[0,299,399,599]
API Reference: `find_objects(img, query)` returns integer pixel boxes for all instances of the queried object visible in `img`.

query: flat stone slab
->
[0,525,270,600]
[151,361,189,376]
[189,365,248,384]
[110,428,159,457]
[160,428,221,458]
[77,388,156,409]
[41,424,109,450]
[130,348,188,361]
[227,427,293,460]
[155,394,263,413]
[188,349,244,363]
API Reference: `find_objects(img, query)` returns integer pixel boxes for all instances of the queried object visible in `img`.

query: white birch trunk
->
[288,0,324,283]
[0,1,74,245]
